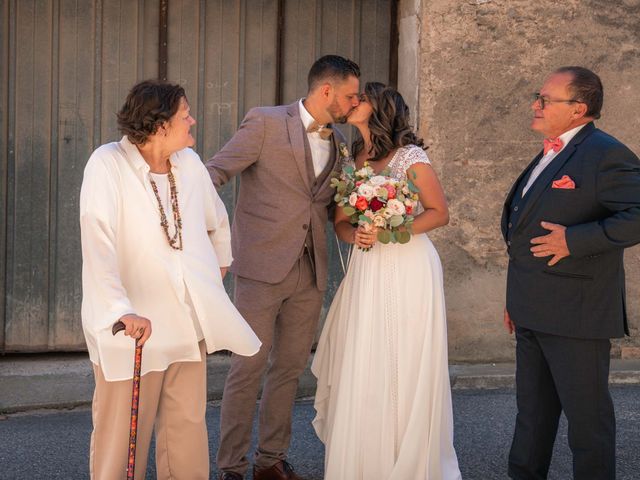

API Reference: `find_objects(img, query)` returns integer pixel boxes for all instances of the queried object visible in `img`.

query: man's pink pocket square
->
[552,175,576,189]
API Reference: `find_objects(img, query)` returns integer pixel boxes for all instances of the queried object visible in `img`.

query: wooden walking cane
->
[112,320,144,480]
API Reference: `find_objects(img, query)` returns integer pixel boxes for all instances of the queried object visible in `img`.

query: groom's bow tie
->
[543,137,564,155]
[307,121,333,140]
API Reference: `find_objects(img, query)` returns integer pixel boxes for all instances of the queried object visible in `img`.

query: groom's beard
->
[328,99,352,124]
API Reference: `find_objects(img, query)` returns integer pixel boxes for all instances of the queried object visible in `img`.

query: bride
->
[312,82,462,479]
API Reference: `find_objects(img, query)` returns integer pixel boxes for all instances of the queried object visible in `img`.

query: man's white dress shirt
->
[80,136,260,381]
[522,124,586,196]
[299,99,331,177]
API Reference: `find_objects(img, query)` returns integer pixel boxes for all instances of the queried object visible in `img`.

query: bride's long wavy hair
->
[352,82,426,161]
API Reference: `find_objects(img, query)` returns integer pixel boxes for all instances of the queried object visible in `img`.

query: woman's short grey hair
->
[117,80,186,145]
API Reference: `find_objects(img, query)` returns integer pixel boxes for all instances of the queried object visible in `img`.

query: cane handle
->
[112,320,126,336]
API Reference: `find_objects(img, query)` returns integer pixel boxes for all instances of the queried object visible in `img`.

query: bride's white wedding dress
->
[312,145,462,480]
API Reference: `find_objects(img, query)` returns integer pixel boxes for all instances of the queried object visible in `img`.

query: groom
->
[502,66,640,479]
[206,55,360,480]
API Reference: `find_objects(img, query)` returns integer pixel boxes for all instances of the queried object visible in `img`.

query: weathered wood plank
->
[167,0,200,107]
[0,0,12,350]
[200,0,241,228]
[49,0,97,350]
[201,0,241,159]
[5,0,53,350]
[100,0,142,143]
[280,0,318,104]
[242,0,278,110]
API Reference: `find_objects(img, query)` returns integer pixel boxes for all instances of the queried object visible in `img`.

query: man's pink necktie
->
[543,137,564,155]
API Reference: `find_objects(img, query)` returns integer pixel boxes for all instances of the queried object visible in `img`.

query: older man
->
[502,67,640,479]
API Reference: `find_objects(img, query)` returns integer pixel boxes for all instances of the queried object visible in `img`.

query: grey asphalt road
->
[0,386,638,479]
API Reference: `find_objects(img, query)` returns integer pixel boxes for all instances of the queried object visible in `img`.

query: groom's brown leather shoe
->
[253,460,303,480]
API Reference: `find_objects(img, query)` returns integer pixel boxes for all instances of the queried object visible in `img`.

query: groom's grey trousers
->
[217,251,324,475]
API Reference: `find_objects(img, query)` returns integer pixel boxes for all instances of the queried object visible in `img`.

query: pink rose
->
[384,184,396,199]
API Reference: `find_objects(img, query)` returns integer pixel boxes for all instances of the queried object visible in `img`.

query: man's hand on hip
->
[530,221,570,266]
[503,308,515,334]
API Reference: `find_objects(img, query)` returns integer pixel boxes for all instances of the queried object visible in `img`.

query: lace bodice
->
[342,144,431,181]
[386,145,431,181]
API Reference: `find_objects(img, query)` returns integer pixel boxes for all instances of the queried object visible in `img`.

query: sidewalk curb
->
[1,355,639,414]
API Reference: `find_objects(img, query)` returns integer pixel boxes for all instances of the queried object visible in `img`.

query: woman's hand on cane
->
[118,314,152,346]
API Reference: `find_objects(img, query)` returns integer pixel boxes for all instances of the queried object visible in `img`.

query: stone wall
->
[399,0,640,361]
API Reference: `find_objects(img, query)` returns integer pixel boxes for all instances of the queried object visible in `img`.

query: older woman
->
[80,80,260,479]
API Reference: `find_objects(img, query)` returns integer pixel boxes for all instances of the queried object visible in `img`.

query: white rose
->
[356,166,374,177]
[369,175,387,186]
[349,192,358,206]
[373,215,386,228]
[386,198,406,216]
[357,184,375,201]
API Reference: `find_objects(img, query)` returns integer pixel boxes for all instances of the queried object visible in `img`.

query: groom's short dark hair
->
[308,55,360,92]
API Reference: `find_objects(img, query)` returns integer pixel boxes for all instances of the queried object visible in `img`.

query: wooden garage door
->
[0,0,394,351]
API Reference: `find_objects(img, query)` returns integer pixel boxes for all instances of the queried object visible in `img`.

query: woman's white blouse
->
[80,136,261,381]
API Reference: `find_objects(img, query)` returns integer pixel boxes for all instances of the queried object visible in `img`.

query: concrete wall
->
[399,0,640,361]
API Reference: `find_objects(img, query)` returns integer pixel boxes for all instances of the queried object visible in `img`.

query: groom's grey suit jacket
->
[205,101,344,290]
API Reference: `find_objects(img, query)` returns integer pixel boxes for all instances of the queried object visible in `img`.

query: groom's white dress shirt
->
[299,99,331,177]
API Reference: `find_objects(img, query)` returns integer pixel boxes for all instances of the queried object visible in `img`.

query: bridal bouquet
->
[331,162,420,246]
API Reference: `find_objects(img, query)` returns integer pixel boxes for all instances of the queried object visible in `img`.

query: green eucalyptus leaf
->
[342,206,356,216]
[359,214,372,224]
[397,230,411,244]
[334,193,342,202]
[378,229,392,244]
[389,215,404,228]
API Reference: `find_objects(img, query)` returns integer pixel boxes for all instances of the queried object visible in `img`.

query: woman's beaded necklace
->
[149,168,183,250]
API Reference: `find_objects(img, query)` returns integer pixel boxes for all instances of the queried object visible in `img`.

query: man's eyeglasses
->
[532,93,581,110]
